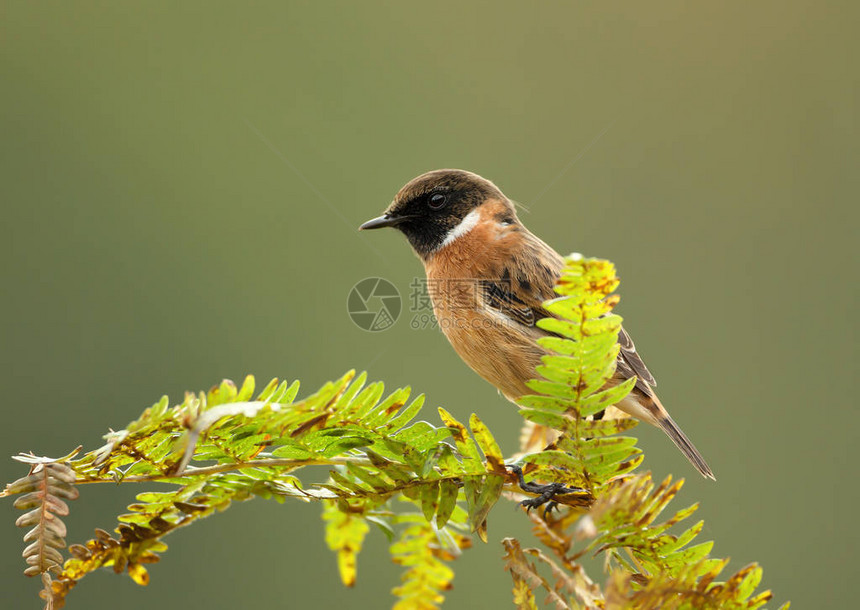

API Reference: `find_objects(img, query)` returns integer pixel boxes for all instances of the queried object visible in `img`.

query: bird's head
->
[360,169,516,259]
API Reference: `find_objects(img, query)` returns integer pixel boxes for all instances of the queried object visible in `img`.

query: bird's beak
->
[358,214,409,230]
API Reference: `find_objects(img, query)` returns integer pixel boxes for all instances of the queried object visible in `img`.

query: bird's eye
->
[428,193,447,209]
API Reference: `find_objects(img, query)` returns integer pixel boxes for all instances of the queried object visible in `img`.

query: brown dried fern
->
[503,537,573,610]
[5,452,81,609]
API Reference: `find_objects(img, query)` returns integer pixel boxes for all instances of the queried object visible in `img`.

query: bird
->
[359,169,714,480]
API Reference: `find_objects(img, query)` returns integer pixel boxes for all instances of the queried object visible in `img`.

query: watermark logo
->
[347,278,402,332]
[349,276,521,332]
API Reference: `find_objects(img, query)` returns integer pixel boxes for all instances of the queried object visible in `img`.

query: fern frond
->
[390,516,471,610]
[322,498,371,587]
[518,455,782,608]
[517,256,641,493]
[504,255,784,609]
[9,460,78,577]
[6,452,80,610]
[502,537,573,609]
[2,369,511,606]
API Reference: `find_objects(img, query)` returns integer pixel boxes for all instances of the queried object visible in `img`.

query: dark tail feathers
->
[657,415,716,481]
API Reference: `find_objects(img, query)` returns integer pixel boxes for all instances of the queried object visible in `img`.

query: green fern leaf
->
[322,499,370,587]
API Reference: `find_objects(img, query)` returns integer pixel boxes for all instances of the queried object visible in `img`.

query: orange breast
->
[422,203,545,401]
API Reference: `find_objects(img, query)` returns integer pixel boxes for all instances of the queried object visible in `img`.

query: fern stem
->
[66,458,556,509]
[71,456,371,485]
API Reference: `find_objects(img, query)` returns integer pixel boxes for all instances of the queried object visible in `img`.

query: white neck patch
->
[436,208,481,251]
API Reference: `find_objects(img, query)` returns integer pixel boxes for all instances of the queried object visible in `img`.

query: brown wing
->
[479,230,565,327]
[481,229,658,396]
[616,325,658,396]
[481,279,536,326]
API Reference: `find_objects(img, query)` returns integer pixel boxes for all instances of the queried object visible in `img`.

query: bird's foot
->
[507,465,587,519]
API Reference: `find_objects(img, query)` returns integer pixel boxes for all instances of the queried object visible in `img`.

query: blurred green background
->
[1,1,856,608]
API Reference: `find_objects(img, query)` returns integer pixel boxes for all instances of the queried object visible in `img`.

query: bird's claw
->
[508,465,586,519]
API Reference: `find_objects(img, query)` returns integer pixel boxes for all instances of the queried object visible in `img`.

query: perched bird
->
[360,169,714,480]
